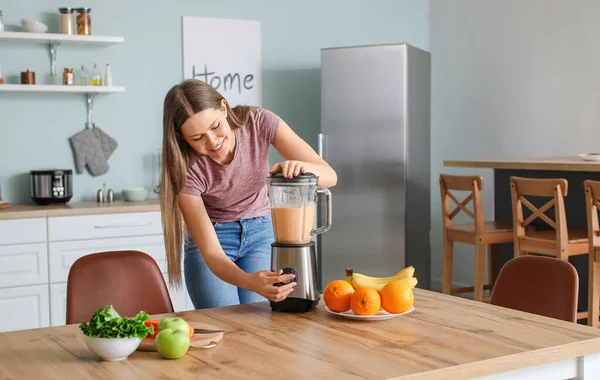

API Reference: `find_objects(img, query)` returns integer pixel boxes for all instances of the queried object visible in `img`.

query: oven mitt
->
[69,128,109,176]
[91,124,118,160]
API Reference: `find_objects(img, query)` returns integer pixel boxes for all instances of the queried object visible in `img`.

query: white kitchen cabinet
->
[0,217,46,245]
[0,209,185,332]
[163,273,193,312]
[48,235,166,283]
[0,243,48,288]
[50,283,67,327]
[0,285,50,332]
[48,212,162,242]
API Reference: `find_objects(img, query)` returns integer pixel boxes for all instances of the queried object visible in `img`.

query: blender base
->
[270,297,320,313]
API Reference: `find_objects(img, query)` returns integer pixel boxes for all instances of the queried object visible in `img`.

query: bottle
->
[63,68,74,85]
[104,63,112,87]
[78,65,89,85]
[91,63,102,86]
[0,11,5,32]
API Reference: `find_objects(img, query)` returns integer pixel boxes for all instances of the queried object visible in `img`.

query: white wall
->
[430,0,600,289]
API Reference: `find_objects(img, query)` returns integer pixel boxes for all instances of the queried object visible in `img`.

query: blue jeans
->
[184,214,274,309]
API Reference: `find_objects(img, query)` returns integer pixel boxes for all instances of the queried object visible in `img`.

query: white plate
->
[325,306,414,321]
[578,154,600,162]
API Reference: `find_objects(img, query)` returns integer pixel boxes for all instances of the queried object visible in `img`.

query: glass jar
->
[58,8,75,34]
[266,173,332,245]
[63,68,74,85]
[75,8,91,35]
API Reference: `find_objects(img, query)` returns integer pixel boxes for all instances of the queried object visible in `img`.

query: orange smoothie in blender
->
[271,204,316,244]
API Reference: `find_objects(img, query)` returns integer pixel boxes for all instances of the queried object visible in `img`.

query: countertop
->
[1,289,600,379]
[0,199,160,220]
[444,155,600,172]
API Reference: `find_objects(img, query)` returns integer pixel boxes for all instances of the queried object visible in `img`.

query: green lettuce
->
[79,305,154,339]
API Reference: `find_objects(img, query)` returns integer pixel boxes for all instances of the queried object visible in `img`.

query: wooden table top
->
[444,156,600,172]
[0,199,160,220]
[1,289,600,380]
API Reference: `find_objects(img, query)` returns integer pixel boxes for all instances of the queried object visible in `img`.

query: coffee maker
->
[266,173,332,312]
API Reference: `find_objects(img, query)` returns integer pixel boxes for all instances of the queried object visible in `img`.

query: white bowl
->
[21,19,48,33]
[83,335,141,361]
[122,187,148,202]
[578,153,600,162]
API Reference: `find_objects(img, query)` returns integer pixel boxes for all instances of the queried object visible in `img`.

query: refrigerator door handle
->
[318,133,326,159]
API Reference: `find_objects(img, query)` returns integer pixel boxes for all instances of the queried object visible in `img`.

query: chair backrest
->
[510,176,569,250]
[585,180,600,252]
[489,255,578,322]
[439,174,485,235]
[66,250,174,324]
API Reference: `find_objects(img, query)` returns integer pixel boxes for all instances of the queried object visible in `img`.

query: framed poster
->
[182,16,262,107]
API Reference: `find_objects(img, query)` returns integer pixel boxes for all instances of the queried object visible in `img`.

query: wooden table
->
[1,289,600,379]
[445,156,600,316]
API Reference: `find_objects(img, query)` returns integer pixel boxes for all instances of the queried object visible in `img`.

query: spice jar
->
[75,8,91,35]
[21,70,35,85]
[63,68,74,85]
[58,8,75,34]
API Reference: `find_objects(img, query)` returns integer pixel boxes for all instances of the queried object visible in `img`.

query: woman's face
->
[180,101,235,162]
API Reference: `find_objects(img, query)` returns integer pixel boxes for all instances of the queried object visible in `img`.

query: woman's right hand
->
[247,270,297,302]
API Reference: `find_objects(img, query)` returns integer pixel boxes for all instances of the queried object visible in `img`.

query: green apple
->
[155,328,190,359]
[158,317,188,333]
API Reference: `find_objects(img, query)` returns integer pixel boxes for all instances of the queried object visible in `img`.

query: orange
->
[350,287,381,316]
[324,280,355,312]
[380,281,414,314]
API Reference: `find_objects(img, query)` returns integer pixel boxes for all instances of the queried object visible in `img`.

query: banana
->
[345,266,417,292]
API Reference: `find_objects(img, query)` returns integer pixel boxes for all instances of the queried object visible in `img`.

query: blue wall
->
[0,0,429,204]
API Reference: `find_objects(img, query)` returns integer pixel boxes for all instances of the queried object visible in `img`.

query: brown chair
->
[66,250,174,324]
[510,176,589,321]
[585,180,600,327]
[510,177,588,260]
[439,174,513,302]
[489,255,578,322]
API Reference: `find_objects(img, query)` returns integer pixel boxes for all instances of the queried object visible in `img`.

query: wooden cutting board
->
[137,322,224,351]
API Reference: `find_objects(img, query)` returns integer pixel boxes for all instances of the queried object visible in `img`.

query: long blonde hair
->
[160,79,254,287]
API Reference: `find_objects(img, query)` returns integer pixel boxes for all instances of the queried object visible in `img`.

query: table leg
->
[494,169,600,319]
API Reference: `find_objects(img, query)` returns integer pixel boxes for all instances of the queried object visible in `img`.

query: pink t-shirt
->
[179,107,280,223]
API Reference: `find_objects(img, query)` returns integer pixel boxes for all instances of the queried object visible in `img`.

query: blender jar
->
[266,173,331,245]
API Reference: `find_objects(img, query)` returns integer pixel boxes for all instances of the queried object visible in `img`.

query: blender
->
[266,172,332,312]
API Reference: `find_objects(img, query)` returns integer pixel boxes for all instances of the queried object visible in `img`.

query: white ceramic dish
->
[21,20,48,33]
[578,154,600,162]
[83,335,141,361]
[325,306,414,321]
[122,187,148,202]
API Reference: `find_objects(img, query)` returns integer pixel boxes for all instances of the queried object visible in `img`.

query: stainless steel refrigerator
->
[317,43,431,290]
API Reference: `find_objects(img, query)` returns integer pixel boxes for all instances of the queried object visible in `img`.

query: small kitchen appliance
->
[266,173,332,312]
[30,169,73,205]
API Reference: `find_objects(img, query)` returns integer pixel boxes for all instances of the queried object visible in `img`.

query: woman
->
[160,79,337,309]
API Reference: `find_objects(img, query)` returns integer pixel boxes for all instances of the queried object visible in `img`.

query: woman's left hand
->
[269,160,306,179]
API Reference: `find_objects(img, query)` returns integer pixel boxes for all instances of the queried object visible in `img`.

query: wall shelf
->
[0,32,124,76]
[0,85,125,93]
[0,32,124,45]
[0,31,125,127]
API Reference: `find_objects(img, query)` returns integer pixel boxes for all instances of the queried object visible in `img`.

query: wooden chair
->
[439,174,513,302]
[66,250,174,324]
[490,255,579,322]
[510,176,589,321]
[585,180,600,327]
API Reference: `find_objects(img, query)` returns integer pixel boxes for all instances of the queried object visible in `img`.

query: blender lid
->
[268,172,317,184]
